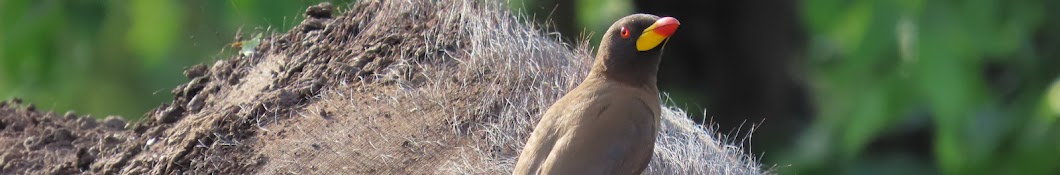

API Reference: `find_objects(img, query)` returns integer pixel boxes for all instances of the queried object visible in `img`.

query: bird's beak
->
[636,17,680,51]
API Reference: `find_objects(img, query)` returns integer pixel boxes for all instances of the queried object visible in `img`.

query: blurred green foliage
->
[794,0,1060,174]
[509,0,632,46]
[0,0,353,119]
[575,0,632,45]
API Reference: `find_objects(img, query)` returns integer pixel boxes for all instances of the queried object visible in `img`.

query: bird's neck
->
[588,55,660,88]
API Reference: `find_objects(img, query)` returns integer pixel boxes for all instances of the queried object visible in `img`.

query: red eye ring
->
[620,26,630,39]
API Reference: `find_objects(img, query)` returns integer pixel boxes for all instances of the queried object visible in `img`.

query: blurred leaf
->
[798,0,1055,174]
[840,85,887,156]
[802,0,843,34]
[1,1,63,90]
[127,0,183,66]
[830,1,871,55]
[576,0,632,46]
[1047,78,1060,119]
[915,3,983,173]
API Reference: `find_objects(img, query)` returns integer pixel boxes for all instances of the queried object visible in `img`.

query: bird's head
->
[592,14,680,86]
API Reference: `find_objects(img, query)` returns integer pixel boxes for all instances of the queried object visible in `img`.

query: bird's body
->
[514,14,679,175]
[516,74,661,174]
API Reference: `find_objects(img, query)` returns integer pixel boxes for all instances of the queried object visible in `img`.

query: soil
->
[0,1,514,174]
[0,0,765,174]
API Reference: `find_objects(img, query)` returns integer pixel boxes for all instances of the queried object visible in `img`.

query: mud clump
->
[0,99,136,174]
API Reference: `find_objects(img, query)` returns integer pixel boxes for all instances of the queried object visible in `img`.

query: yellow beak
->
[636,17,680,51]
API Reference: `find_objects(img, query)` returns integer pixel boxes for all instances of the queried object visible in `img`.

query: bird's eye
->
[620,26,630,39]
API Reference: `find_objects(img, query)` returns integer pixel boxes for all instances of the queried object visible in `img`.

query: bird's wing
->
[513,110,558,174]
[539,88,658,175]
[513,91,587,174]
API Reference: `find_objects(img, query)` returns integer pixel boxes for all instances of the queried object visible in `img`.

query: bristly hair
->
[350,0,774,174]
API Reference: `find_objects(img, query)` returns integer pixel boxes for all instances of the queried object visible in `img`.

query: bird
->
[513,14,680,175]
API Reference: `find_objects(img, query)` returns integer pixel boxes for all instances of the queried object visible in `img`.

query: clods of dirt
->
[0,99,137,174]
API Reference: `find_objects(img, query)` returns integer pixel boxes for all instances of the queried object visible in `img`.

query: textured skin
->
[514,14,669,175]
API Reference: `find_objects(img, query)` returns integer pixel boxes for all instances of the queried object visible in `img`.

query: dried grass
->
[264,0,769,173]
[350,0,771,174]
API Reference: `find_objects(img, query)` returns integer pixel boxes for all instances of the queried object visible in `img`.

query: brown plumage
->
[514,14,680,175]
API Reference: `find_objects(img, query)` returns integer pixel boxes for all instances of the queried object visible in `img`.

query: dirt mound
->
[0,99,132,174]
[0,0,766,174]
